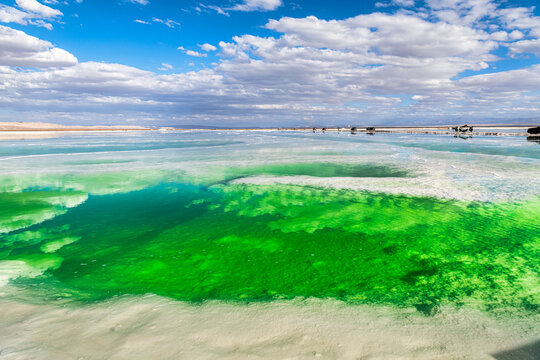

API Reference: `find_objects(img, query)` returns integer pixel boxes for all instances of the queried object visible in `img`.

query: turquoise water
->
[0,131,538,315]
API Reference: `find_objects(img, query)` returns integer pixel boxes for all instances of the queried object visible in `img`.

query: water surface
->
[0,131,538,359]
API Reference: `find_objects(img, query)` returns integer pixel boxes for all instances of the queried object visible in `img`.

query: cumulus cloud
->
[15,0,62,18]
[0,25,77,67]
[0,5,30,25]
[1,0,540,126]
[0,0,62,29]
[199,43,217,52]
[508,39,540,57]
[498,5,540,38]
[458,64,540,92]
[178,46,207,57]
[264,13,497,58]
[186,50,207,57]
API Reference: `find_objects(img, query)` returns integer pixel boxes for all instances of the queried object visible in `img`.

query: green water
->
[223,163,411,180]
[0,191,87,234]
[1,132,539,318]
[2,183,538,314]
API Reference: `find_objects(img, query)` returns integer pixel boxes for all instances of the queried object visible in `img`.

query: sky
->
[1,0,540,126]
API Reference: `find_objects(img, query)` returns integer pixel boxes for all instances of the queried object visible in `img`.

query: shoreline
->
[0,127,538,360]
[1,129,537,138]
[0,122,538,138]
[1,295,538,360]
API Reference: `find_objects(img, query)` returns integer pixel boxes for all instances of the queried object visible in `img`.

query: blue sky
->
[1,0,540,126]
[2,1,382,72]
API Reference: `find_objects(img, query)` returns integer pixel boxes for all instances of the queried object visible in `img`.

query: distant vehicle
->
[452,125,473,132]
[366,127,376,132]
[527,126,540,135]
[351,127,358,133]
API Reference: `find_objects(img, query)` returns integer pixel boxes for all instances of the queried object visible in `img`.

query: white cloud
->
[508,30,524,40]
[0,25,77,67]
[1,0,540,126]
[230,0,282,12]
[186,50,207,57]
[152,17,180,28]
[0,0,62,30]
[198,3,229,16]
[394,0,414,6]
[265,14,497,58]
[178,47,208,57]
[30,19,53,30]
[457,64,540,94]
[158,62,173,70]
[508,39,540,57]
[199,0,281,15]
[134,19,150,25]
[199,43,217,52]
[376,0,415,7]
[0,5,30,25]
[15,0,62,18]
[498,6,540,38]
[126,0,149,5]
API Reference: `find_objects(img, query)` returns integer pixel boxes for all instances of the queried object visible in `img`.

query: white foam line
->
[0,146,219,162]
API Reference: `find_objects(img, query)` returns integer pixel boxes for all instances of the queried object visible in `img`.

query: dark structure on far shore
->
[452,124,474,132]
[527,126,540,135]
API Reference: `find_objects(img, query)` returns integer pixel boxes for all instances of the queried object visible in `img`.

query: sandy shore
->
[0,296,538,360]
[1,122,537,132]
[0,122,153,140]
[0,122,150,132]
[1,122,538,140]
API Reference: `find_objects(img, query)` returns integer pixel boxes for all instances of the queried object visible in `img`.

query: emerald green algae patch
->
[224,162,411,179]
[0,191,87,234]
[2,184,538,314]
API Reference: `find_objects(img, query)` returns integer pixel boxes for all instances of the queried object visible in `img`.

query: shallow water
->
[0,131,538,359]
